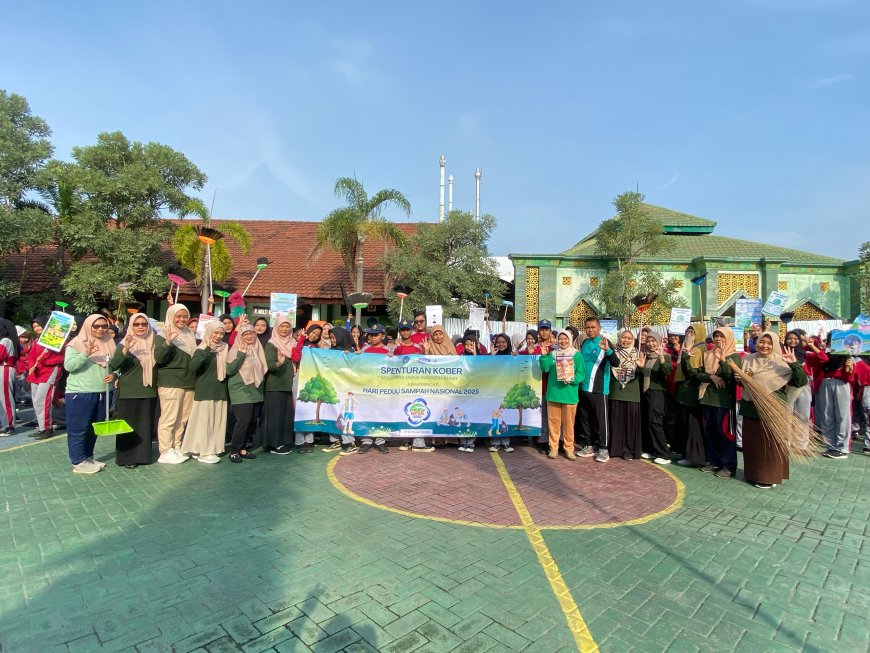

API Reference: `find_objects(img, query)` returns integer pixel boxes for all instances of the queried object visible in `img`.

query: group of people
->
[0,307,867,490]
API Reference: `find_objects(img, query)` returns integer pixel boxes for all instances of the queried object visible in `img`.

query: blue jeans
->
[65,391,105,465]
[817,379,851,453]
[701,405,736,473]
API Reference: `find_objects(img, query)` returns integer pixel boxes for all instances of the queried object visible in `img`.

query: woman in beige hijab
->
[226,324,267,463]
[673,324,708,467]
[154,304,197,464]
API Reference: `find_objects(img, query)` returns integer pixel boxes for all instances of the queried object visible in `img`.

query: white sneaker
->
[640,453,654,460]
[457,446,468,452]
[653,457,672,465]
[173,448,190,460]
[398,443,411,451]
[503,446,514,452]
[158,450,186,464]
[86,457,107,469]
[195,454,221,464]
[488,445,499,452]
[73,460,102,474]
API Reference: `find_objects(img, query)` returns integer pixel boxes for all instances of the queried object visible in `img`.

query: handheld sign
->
[425,305,443,327]
[735,298,763,330]
[37,311,76,352]
[761,291,789,318]
[831,329,869,355]
[468,307,487,331]
[599,319,620,344]
[195,315,218,341]
[668,307,692,335]
[270,293,297,327]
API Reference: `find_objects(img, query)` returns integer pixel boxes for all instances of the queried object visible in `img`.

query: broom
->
[726,360,822,461]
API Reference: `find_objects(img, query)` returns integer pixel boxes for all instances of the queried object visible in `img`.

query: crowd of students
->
[0,308,867,490]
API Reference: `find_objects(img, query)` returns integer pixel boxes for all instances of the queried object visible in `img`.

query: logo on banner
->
[404,398,431,426]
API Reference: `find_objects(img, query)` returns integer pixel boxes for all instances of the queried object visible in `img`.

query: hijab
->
[0,318,20,357]
[217,314,234,343]
[611,330,638,388]
[553,329,578,382]
[699,326,736,399]
[199,320,228,381]
[227,324,267,386]
[742,332,793,400]
[268,315,296,358]
[640,332,662,393]
[163,304,196,356]
[673,323,707,383]
[253,317,272,346]
[784,330,807,363]
[69,314,116,366]
[331,326,354,351]
[123,313,155,386]
[492,333,513,355]
[427,325,455,356]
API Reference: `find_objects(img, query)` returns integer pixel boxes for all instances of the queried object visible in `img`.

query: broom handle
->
[105,355,111,421]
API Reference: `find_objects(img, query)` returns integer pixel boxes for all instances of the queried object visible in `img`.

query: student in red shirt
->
[359,324,390,453]
[409,311,430,347]
[27,325,66,438]
[393,319,435,453]
[0,319,20,435]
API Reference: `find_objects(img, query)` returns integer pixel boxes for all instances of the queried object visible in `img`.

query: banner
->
[270,293,297,326]
[831,329,870,355]
[668,308,692,335]
[599,319,620,344]
[761,291,789,318]
[735,298,763,331]
[37,311,75,352]
[294,348,542,438]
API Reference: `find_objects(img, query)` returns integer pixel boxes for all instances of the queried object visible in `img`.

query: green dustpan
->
[93,370,134,437]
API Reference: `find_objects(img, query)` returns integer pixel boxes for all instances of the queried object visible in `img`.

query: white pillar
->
[474,168,481,222]
[447,175,453,213]
[439,155,446,222]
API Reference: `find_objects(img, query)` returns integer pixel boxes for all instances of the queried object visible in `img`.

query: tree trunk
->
[315,399,322,423]
[517,407,524,429]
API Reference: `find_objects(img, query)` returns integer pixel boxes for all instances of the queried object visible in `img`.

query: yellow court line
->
[489,451,599,653]
[0,434,66,454]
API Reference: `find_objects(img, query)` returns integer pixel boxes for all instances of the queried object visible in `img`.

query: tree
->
[311,176,410,324]
[60,132,206,313]
[0,91,54,302]
[383,210,505,319]
[501,382,541,430]
[172,198,252,313]
[298,374,339,424]
[860,241,870,314]
[589,191,683,325]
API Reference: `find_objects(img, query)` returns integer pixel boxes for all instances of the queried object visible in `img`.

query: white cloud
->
[804,73,852,89]
[661,171,681,190]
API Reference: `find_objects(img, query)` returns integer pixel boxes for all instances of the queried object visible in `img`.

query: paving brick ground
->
[0,428,868,652]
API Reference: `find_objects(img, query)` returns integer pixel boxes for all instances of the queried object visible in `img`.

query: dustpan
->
[93,361,134,436]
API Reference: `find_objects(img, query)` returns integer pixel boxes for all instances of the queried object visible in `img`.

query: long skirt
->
[674,401,706,466]
[259,390,295,448]
[181,400,227,456]
[742,415,789,485]
[115,397,156,465]
[609,399,641,458]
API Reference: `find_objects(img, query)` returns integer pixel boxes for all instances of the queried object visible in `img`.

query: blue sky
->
[3,1,868,260]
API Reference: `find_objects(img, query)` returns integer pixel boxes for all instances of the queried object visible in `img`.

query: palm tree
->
[311,177,411,324]
[172,199,252,313]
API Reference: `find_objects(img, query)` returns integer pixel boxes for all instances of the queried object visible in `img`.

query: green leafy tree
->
[590,191,683,326]
[172,198,252,313]
[383,210,505,319]
[60,132,206,313]
[0,90,54,302]
[860,241,870,314]
[311,176,410,324]
[298,374,340,424]
[501,382,541,430]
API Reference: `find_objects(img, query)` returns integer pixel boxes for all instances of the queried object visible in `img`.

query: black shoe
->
[623,454,634,461]
[269,445,292,455]
[297,444,308,454]
[3,427,15,435]
[124,464,138,469]
[229,452,243,463]
[358,444,372,454]
[377,443,389,454]
[35,430,54,440]
[240,451,257,460]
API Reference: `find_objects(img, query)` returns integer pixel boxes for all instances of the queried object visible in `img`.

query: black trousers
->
[643,389,670,458]
[230,402,261,453]
[576,390,609,449]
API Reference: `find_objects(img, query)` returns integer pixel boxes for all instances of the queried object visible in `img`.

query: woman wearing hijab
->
[488,334,515,452]
[425,325,456,356]
[218,314,235,343]
[608,330,642,460]
[673,325,708,467]
[783,330,813,451]
[154,304,197,464]
[109,313,157,468]
[64,314,117,474]
[636,332,673,464]
[738,332,806,488]
[253,317,272,347]
[0,318,20,435]
[181,321,240,464]
[260,315,295,455]
[291,323,326,452]
[517,330,542,355]
[226,324,266,462]
[539,329,586,459]
[25,316,66,438]
[687,326,741,478]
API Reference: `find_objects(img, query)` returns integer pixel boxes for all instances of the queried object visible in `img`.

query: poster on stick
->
[425,305,443,327]
[830,330,870,355]
[468,307,487,331]
[195,315,218,341]
[269,293,297,326]
[735,298,763,331]
[668,307,692,334]
[294,349,542,439]
[599,319,620,344]
[761,291,789,318]
[37,311,76,352]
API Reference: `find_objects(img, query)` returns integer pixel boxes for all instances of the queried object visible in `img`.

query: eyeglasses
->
[92,324,109,330]
[413,319,425,324]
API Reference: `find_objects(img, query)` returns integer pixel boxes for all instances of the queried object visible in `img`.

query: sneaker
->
[398,443,411,451]
[565,451,576,461]
[376,443,389,454]
[823,451,848,460]
[535,443,549,454]
[462,446,475,453]
[171,448,189,461]
[676,459,694,467]
[158,450,186,464]
[488,445,499,452]
[714,469,733,478]
[297,444,309,454]
[502,446,514,453]
[0,428,13,437]
[862,448,870,455]
[412,446,435,452]
[358,444,372,454]
[640,453,654,460]
[339,445,359,456]
[86,457,107,470]
[577,446,596,457]
[594,450,610,463]
[457,446,468,452]
[270,445,292,455]
[623,454,634,461]
[72,460,102,474]
[195,454,221,464]
[321,442,342,452]
[653,457,671,465]
[547,452,558,459]
[34,430,54,440]
[699,465,717,473]
[753,482,773,489]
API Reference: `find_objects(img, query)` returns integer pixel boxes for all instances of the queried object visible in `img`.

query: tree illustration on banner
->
[298,375,339,424]
[501,382,541,430]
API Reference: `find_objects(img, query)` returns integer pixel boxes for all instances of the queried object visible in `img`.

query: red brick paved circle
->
[331,446,681,529]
